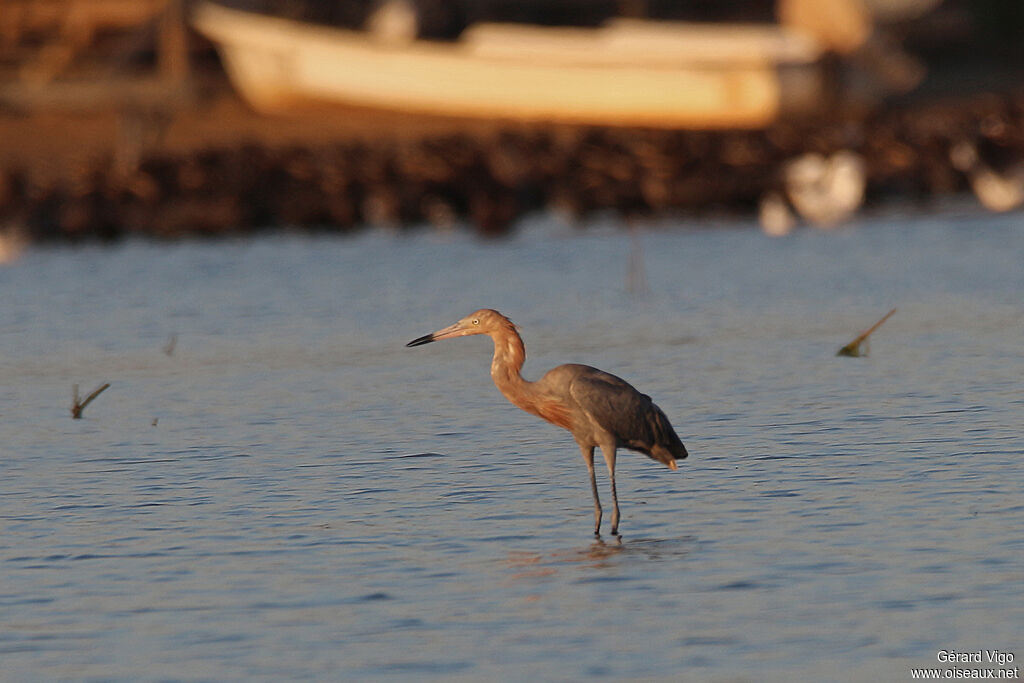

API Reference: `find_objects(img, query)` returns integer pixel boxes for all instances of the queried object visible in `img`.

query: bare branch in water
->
[837,308,897,357]
[163,333,178,356]
[71,383,111,419]
[626,225,650,298]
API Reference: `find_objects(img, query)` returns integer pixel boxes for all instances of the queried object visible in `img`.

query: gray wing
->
[567,367,686,463]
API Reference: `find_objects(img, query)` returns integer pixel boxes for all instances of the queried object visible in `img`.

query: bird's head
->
[406,309,511,347]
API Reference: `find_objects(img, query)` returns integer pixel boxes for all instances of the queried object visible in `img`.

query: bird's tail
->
[651,444,685,470]
[649,407,688,469]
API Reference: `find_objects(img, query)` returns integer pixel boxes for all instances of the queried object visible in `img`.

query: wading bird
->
[406,309,688,537]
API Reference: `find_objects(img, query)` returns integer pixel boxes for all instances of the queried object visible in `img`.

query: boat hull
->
[193,3,823,129]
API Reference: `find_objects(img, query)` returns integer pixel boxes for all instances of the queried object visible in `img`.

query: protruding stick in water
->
[837,308,897,357]
[163,333,178,356]
[71,382,111,419]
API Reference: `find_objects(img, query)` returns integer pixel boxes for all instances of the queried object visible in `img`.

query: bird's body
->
[407,308,688,536]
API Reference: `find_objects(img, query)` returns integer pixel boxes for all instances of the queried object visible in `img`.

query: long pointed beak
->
[406,321,465,347]
[406,333,435,347]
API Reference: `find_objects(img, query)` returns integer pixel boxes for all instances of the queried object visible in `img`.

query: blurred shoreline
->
[3,0,1024,243]
[3,86,1023,242]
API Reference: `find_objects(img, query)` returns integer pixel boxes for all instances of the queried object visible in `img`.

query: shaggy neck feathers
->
[487,318,538,414]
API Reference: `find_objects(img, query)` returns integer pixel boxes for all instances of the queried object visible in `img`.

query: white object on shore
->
[192,1,824,129]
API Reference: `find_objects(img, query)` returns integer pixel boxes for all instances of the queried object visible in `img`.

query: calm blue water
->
[1,213,1022,681]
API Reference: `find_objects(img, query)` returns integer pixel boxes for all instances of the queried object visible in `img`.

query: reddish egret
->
[407,309,688,537]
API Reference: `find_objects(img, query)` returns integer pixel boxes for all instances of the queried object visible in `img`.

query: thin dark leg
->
[609,470,620,537]
[601,445,620,537]
[580,444,601,535]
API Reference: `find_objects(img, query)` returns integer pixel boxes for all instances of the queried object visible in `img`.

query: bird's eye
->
[472,318,480,325]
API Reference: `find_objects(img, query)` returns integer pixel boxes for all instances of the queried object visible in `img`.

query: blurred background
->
[1,0,1024,244]
[3,5,1023,680]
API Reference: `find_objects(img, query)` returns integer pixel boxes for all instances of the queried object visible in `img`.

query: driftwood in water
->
[162,332,177,356]
[837,308,897,357]
[71,382,110,418]
[626,225,650,297]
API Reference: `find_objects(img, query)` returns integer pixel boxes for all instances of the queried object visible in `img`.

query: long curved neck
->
[486,321,573,431]
[488,324,537,414]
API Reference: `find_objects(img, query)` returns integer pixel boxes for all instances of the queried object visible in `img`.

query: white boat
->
[192,1,825,129]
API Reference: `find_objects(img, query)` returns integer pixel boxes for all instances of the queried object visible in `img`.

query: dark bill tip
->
[406,334,435,347]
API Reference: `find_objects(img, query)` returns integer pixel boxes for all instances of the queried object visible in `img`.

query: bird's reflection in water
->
[505,536,696,579]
